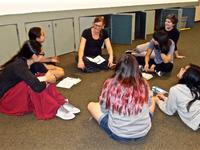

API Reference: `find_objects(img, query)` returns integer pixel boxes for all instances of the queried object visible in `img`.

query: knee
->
[55,67,65,79]
[59,68,65,77]
[87,102,94,111]
[136,45,140,49]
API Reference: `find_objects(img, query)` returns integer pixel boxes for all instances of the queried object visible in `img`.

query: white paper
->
[142,72,153,80]
[56,77,81,89]
[86,55,105,64]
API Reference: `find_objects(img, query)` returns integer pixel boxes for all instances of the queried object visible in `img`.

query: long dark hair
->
[28,27,42,40]
[153,29,171,55]
[178,64,200,111]
[100,54,149,115]
[1,40,42,69]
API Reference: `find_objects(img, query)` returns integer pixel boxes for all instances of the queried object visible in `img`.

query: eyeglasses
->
[94,24,103,28]
[38,52,45,56]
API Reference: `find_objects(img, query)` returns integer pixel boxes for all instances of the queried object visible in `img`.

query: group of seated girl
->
[88,53,200,142]
[0,15,199,143]
[133,14,185,76]
[133,14,184,59]
[83,16,200,141]
[77,14,182,76]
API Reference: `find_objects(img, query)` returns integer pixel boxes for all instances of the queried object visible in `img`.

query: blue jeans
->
[99,115,144,143]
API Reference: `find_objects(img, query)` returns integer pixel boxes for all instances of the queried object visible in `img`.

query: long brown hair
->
[100,54,149,115]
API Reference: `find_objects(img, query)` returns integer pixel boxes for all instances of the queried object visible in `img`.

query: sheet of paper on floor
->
[56,77,81,89]
[142,72,153,80]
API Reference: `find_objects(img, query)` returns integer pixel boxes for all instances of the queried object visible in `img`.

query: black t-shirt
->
[82,28,109,57]
[0,57,46,98]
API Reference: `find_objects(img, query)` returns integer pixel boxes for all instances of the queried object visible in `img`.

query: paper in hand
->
[86,55,105,64]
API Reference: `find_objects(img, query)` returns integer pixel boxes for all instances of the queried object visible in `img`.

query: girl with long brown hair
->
[87,54,155,142]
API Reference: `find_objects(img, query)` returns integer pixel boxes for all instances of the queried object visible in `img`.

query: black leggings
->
[136,56,173,72]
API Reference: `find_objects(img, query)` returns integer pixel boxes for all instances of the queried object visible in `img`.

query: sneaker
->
[139,65,144,72]
[125,49,136,54]
[131,51,146,57]
[63,102,80,114]
[56,106,75,120]
[156,71,165,77]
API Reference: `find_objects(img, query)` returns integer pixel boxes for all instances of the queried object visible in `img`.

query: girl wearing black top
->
[0,40,80,120]
[77,16,115,73]
[164,14,185,59]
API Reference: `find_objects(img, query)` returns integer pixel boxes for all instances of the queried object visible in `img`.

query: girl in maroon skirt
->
[0,40,80,120]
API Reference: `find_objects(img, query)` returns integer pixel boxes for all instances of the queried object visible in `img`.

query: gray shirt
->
[157,84,200,130]
[99,99,152,138]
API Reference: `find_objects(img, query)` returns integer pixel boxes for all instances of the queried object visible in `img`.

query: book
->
[86,55,105,64]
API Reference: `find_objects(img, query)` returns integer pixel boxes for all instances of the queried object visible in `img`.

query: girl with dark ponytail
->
[154,64,200,130]
[0,40,80,120]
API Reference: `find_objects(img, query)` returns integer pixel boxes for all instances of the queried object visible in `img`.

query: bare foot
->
[176,55,185,59]
[109,64,116,70]
[147,64,155,72]
[175,51,185,59]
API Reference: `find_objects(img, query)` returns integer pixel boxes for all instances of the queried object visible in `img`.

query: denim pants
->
[99,114,144,143]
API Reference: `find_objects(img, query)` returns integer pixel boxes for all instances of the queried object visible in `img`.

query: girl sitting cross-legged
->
[87,54,156,142]
[154,64,200,130]
[0,40,80,120]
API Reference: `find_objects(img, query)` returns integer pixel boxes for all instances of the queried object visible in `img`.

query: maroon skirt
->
[0,81,65,120]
